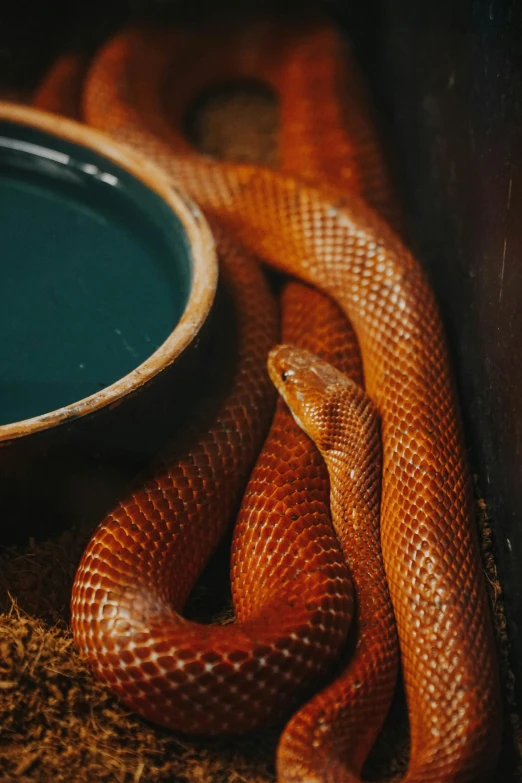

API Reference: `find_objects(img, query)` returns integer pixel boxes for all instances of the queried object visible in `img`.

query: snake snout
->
[268,344,349,395]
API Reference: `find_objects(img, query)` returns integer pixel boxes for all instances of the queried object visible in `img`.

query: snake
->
[34,13,501,782]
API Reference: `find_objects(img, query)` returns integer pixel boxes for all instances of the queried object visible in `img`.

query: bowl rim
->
[0,101,218,443]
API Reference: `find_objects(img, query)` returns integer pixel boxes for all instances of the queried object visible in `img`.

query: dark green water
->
[0,122,192,426]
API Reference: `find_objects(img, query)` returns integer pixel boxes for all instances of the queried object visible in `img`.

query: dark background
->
[1,0,521,720]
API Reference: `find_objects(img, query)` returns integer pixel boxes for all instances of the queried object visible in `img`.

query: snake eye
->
[281,370,289,381]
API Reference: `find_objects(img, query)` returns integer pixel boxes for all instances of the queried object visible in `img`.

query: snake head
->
[268,344,377,456]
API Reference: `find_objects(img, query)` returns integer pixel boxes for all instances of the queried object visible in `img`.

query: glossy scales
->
[60,16,501,783]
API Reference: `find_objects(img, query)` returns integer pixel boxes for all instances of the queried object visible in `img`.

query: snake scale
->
[34,14,501,782]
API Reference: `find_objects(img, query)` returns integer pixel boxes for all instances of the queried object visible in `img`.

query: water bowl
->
[0,103,217,543]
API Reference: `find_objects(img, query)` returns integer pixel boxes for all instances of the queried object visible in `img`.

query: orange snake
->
[34,14,501,782]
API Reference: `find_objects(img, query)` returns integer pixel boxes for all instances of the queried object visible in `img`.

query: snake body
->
[37,16,501,781]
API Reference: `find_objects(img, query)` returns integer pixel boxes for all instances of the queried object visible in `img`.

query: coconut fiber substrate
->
[1,36,522,783]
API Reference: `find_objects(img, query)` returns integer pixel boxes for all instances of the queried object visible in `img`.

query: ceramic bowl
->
[0,103,218,543]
